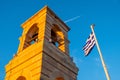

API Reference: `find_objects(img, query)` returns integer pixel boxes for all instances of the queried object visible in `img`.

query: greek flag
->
[83,32,96,56]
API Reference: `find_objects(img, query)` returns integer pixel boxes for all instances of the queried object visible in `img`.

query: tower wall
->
[5,6,78,80]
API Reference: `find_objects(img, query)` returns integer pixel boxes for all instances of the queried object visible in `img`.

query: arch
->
[16,76,26,80]
[55,77,64,80]
[50,70,67,80]
[51,24,65,52]
[23,23,39,49]
[13,69,32,80]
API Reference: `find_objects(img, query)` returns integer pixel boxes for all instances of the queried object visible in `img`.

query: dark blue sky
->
[0,0,120,80]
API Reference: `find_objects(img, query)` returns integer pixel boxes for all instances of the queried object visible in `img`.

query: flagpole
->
[90,24,110,80]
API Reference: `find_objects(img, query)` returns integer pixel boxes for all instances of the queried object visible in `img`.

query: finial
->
[91,24,95,29]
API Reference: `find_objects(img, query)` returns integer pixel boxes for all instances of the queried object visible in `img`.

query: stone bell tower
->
[5,6,78,80]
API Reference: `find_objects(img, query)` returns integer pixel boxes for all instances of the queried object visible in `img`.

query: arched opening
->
[51,24,65,52]
[55,77,64,80]
[23,23,39,49]
[16,76,26,80]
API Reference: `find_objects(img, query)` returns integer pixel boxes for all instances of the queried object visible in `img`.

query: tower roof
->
[21,5,70,31]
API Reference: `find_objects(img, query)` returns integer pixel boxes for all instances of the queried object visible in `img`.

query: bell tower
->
[5,6,78,80]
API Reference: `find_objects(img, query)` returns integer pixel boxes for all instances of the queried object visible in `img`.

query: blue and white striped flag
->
[83,32,96,56]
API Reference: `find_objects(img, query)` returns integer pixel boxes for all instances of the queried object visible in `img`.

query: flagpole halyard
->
[90,24,110,80]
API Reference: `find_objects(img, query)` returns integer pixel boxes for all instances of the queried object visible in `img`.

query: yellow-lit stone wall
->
[5,6,47,80]
[5,42,43,80]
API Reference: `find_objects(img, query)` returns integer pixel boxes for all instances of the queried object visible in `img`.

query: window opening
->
[17,76,26,80]
[23,24,39,49]
[56,77,64,80]
[51,24,65,52]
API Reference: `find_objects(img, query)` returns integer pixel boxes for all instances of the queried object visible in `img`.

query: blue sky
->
[0,0,120,80]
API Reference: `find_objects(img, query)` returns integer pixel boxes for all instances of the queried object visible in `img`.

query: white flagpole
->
[90,24,110,80]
